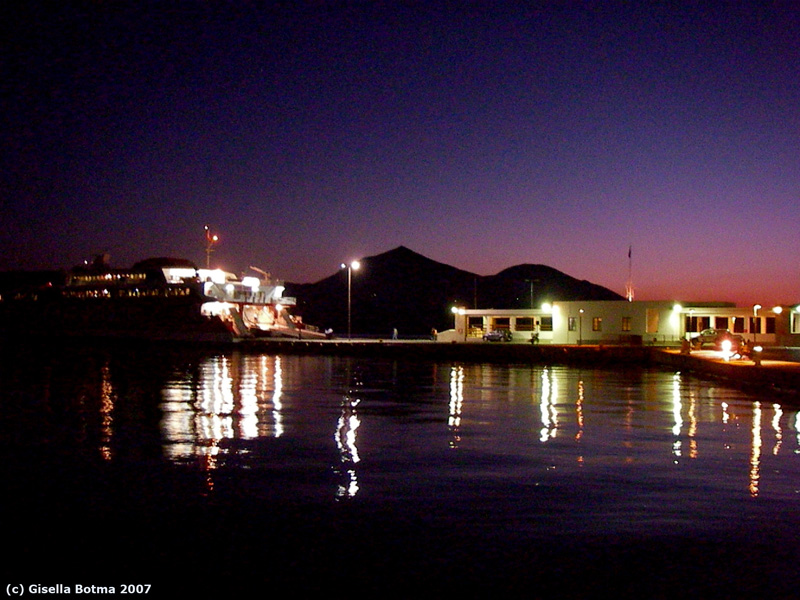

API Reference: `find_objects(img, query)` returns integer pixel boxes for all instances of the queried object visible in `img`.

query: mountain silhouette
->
[285,246,623,336]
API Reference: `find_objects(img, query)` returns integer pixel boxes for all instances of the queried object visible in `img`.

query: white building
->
[441,300,800,346]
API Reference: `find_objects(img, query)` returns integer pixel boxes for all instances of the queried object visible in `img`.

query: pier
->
[653,348,800,397]
[235,337,653,365]
[231,337,800,397]
[16,332,800,397]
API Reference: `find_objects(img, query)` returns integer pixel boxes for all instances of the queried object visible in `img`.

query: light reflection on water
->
[160,354,287,462]
[8,348,800,532]
[6,346,800,594]
[152,354,800,515]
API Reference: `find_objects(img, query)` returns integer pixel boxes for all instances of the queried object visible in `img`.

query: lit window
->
[592,317,602,332]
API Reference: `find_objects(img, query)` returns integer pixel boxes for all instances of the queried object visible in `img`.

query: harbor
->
[5,341,800,596]
[229,337,800,396]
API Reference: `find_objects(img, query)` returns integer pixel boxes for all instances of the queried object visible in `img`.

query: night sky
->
[3,2,799,306]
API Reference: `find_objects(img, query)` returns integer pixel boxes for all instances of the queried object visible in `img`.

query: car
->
[691,328,737,349]
[483,329,512,342]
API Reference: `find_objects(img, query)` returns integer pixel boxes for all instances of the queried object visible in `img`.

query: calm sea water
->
[4,342,800,597]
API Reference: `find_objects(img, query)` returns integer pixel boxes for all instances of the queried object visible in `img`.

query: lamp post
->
[524,279,537,310]
[204,225,219,269]
[341,260,360,339]
[753,304,761,346]
[578,309,584,345]
[672,304,683,341]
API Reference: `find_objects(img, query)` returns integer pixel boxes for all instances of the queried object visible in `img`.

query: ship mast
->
[204,225,219,269]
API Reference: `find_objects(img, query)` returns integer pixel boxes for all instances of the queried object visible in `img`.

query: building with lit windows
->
[441,301,800,346]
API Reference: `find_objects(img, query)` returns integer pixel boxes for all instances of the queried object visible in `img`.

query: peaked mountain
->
[285,246,623,336]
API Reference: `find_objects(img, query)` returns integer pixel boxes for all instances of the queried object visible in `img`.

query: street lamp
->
[524,279,538,310]
[341,260,360,339]
[204,225,219,269]
[753,304,761,346]
[672,304,683,341]
[578,309,584,345]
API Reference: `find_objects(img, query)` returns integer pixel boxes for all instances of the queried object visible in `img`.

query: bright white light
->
[241,276,260,291]
[274,285,284,299]
[341,260,360,271]
[162,267,197,283]
[201,301,233,316]
[542,302,552,312]
[198,269,228,284]
[673,303,682,312]
[773,306,783,315]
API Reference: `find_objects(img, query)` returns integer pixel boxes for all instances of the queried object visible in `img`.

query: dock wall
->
[235,339,655,366]
[233,339,800,397]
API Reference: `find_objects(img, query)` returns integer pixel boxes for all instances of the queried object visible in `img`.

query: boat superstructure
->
[0,256,321,341]
[199,267,324,339]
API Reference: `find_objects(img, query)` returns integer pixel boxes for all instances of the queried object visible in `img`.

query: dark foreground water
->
[4,342,800,598]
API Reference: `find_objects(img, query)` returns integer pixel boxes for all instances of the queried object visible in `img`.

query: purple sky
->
[3,3,799,307]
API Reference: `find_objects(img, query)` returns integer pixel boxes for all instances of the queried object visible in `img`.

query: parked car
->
[691,328,738,349]
[483,329,512,342]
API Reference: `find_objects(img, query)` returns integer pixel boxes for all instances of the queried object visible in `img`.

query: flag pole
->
[625,245,634,301]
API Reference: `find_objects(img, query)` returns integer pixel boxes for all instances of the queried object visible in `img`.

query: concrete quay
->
[235,338,653,365]
[653,348,800,397]
[233,338,800,397]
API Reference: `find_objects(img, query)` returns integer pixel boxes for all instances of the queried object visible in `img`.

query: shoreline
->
[11,334,800,397]
[241,338,800,397]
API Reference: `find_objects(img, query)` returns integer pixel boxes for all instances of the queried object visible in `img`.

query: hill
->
[285,246,623,336]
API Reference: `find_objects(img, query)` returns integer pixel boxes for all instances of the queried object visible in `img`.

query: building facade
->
[441,300,800,346]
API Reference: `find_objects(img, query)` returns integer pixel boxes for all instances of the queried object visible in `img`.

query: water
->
[4,342,800,597]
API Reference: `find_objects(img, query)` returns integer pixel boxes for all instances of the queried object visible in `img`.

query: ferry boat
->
[198,264,324,339]
[0,255,323,342]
